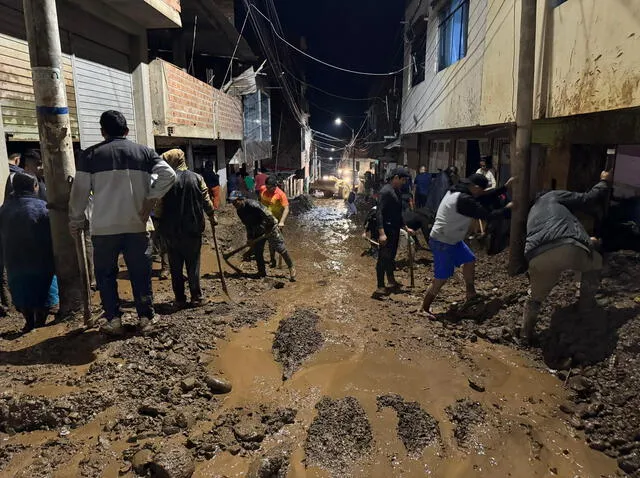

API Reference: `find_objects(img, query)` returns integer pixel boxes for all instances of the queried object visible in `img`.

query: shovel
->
[407,235,415,288]
[73,229,96,328]
[209,218,231,299]
[221,232,270,275]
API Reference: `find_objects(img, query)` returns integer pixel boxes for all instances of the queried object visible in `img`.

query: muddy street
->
[0,198,634,477]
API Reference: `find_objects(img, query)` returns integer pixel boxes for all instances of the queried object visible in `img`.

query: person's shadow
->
[541,304,638,369]
[0,329,111,366]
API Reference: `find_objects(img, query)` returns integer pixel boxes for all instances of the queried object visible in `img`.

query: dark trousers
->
[376,227,400,288]
[93,233,154,321]
[22,308,48,331]
[416,193,428,209]
[253,239,268,276]
[167,235,202,303]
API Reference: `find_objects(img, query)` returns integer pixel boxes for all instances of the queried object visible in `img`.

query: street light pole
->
[334,117,356,189]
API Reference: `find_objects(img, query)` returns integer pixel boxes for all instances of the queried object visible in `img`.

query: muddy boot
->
[578,271,600,312]
[100,317,124,336]
[138,317,154,334]
[269,257,277,269]
[372,287,388,300]
[289,266,297,282]
[520,299,541,345]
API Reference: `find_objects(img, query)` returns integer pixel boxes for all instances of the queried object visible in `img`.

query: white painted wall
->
[402,0,640,136]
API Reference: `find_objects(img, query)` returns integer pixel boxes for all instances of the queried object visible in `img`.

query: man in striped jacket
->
[69,110,176,335]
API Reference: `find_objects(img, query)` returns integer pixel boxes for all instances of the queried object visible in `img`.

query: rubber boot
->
[578,271,600,312]
[520,299,541,345]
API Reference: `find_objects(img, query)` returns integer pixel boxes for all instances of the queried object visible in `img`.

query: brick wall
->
[158,60,243,140]
[161,0,181,12]
[212,88,243,141]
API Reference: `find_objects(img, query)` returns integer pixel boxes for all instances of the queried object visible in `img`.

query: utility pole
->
[508,0,537,275]
[23,0,82,315]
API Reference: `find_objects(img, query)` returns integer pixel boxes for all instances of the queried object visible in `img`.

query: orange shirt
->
[259,186,289,220]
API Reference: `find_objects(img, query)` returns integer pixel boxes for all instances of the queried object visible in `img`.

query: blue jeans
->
[92,233,154,321]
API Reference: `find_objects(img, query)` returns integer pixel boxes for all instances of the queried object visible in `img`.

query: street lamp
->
[334,117,356,189]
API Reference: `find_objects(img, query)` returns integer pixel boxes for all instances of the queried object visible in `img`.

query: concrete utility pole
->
[508,0,537,275]
[23,0,82,315]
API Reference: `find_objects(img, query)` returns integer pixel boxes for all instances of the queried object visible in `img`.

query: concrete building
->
[0,0,182,197]
[401,0,640,196]
[148,0,251,200]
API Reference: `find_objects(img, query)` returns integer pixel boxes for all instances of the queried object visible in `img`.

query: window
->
[438,0,469,70]
[243,91,271,142]
[551,0,569,7]
[260,93,271,142]
[410,19,427,86]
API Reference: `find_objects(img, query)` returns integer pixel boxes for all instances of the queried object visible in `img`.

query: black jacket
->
[376,183,404,232]
[160,170,209,240]
[525,181,610,261]
[236,199,277,239]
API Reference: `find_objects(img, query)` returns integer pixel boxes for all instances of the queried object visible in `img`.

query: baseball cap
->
[229,190,245,201]
[389,167,411,179]
[462,173,489,190]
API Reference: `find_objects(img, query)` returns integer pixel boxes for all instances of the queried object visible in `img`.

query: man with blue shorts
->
[420,173,513,318]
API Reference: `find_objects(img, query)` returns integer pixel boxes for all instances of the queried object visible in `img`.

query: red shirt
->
[255,173,268,191]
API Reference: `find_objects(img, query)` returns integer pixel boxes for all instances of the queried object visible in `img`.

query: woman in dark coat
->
[0,173,58,332]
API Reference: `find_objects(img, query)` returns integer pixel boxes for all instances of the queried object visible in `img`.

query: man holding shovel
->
[230,191,296,282]
[157,149,216,308]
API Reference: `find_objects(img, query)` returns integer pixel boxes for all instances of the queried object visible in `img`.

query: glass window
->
[551,0,569,7]
[438,0,470,70]
[260,93,271,142]
[410,19,428,86]
[243,92,261,142]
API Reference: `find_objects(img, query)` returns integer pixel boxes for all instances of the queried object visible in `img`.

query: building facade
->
[401,0,640,196]
[0,0,182,198]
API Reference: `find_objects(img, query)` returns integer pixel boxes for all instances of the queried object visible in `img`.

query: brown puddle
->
[205,314,616,477]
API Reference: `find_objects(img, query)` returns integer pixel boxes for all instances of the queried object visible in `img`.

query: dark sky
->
[238,0,405,143]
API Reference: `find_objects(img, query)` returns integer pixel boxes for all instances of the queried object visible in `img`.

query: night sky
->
[239,0,405,142]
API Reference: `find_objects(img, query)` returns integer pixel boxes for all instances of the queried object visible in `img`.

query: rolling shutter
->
[72,37,136,149]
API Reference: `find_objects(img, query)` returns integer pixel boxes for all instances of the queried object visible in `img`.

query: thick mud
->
[376,394,441,455]
[445,399,486,448]
[272,309,324,380]
[0,199,637,477]
[304,396,373,475]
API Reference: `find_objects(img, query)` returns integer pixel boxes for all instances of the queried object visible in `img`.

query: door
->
[72,37,136,149]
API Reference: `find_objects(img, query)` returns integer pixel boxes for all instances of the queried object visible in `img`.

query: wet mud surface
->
[272,309,324,380]
[0,198,637,477]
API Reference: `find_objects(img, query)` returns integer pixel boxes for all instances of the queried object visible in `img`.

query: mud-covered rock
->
[204,375,232,394]
[131,448,154,474]
[150,445,195,478]
[247,443,291,478]
[272,309,324,380]
[0,391,113,433]
[376,394,440,454]
[305,396,373,475]
[445,399,486,447]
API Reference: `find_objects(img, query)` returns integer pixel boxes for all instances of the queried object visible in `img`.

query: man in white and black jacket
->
[69,110,176,335]
[420,173,513,318]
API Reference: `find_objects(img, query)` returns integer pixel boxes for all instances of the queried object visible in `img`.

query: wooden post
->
[508,0,537,275]
[23,0,82,315]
